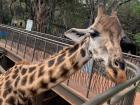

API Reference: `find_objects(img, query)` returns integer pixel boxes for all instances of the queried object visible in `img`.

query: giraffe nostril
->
[114,59,125,70]
[119,61,125,70]
[114,60,119,67]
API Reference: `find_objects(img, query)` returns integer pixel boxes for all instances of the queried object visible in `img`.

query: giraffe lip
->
[107,68,127,84]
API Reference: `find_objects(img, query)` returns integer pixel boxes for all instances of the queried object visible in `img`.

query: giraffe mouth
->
[106,67,127,84]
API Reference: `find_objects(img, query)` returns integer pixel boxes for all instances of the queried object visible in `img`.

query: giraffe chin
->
[107,68,127,84]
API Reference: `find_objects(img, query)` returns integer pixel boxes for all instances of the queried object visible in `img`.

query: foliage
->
[0,0,140,40]
[118,0,140,34]
[134,33,140,46]
[55,0,90,28]
[131,1,140,15]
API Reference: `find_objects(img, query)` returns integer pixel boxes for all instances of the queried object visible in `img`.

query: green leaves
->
[134,33,140,46]
[130,0,140,16]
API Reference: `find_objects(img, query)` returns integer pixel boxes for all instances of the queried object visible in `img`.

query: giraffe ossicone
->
[0,3,126,105]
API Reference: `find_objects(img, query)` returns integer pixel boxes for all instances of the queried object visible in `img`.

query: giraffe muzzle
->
[107,68,126,84]
[107,59,127,84]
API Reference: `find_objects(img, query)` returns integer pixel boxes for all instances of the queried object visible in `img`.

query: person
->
[120,36,136,55]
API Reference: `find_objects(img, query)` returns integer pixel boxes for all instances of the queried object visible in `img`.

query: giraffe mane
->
[99,15,121,33]
[48,47,70,59]
[15,61,30,65]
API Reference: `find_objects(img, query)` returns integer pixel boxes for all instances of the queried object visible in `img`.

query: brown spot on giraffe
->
[73,62,79,70]
[29,72,36,84]
[29,66,36,73]
[38,66,44,77]
[5,75,9,80]
[0,83,2,87]
[60,64,69,78]
[48,69,54,80]
[21,68,27,75]
[6,96,15,105]
[13,90,17,94]
[56,53,66,65]
[48,59,55,67]
[14,66,17,69]
[50,77,57,83]
[21,75,28,86]
[13,68,19,75]
[80,48,86,57]
[0,98,3,105]
[12,73,18,79]
[18,89,25,97]
[29,88,37,96]
[3,87,12,98]
[5,80,12,88]
[69,54,77,65]
[14,76,20,87]
[68,44,79,56]
[40,80,48,88]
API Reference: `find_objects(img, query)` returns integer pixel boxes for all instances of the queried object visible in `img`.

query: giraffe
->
[0,4,126,105]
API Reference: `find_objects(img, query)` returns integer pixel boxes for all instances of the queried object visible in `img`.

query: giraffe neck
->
[27,39,91,95]
[0,37,92,105]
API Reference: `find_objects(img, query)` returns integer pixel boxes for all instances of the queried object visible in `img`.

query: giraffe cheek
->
[106,68,116,83]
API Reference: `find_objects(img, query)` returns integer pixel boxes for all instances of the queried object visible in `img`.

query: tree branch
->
[107,0,132,14]
[117,0,131,8]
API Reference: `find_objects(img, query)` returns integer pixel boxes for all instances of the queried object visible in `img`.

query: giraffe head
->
[64,4,126,84]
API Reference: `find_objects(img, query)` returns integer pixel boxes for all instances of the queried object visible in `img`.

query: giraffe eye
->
[71,30,85,37]
[90,30,100,38]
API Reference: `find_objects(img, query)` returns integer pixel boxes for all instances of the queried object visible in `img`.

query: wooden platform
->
[134,93,140,105]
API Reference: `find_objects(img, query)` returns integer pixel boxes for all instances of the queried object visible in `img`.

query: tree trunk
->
[107,0,132,13]
[98,0,106,5]
[33,0,48,32]
[89,0,95,25]
[0,0,3,23]
[45,0,56,33]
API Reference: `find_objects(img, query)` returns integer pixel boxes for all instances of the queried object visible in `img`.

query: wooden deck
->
[134,93,140,105]
[0,39,139,105]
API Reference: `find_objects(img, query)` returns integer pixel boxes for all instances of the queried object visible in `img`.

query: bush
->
[134,33,140,46]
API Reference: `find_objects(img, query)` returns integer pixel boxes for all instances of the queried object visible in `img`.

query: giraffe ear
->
[64,28,88,43]
[97,3,106,17]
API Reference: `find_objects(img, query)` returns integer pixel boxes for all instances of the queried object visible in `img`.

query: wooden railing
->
[0,24,139,105]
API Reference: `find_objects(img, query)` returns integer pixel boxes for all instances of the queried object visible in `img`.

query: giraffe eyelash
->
[90,30,100,38]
